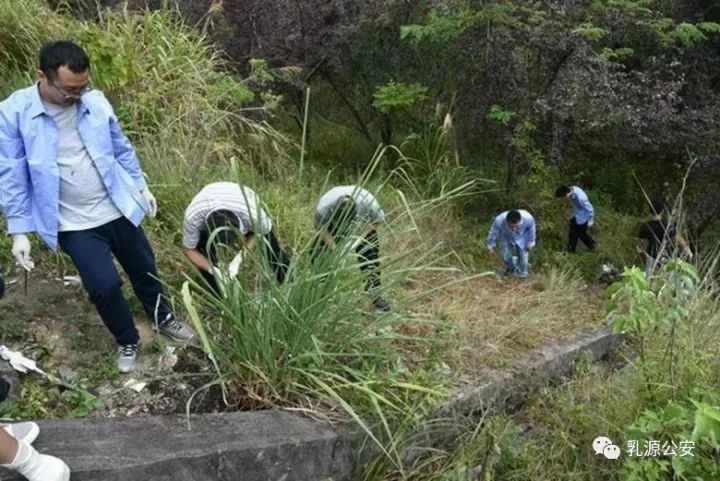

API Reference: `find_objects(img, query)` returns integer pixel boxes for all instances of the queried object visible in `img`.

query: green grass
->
[4,3,715,481]
[474,261,720,480]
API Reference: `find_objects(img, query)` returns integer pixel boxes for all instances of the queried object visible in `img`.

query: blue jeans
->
[501,243,529,278]
[58,217,172,346]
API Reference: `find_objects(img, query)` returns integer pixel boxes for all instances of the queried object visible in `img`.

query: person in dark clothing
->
[637,199,692,277]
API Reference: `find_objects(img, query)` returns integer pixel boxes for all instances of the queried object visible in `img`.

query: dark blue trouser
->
[58,217,172,346]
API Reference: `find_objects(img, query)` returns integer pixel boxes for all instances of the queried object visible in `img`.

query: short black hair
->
[650,199,665,216]
[39,41,89,79]
[327,196,357,236]
[506,210,521,224]
[555,185,571,198]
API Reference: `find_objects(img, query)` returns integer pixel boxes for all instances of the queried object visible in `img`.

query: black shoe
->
[373,297,392,312]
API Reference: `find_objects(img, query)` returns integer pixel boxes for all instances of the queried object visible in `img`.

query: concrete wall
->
[0,411,356,481]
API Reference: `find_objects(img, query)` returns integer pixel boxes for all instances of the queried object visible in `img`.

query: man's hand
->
[683,245,693,260]
[141,189,158,218]
[587,219,594,228]
[11,235,34,271]
[487,245,495,254]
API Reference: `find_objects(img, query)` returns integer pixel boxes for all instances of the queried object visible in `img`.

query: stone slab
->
[0,410,356,481]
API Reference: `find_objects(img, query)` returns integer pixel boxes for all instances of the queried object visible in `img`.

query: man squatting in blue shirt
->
[0,41,195,374]
[486,210,537,279]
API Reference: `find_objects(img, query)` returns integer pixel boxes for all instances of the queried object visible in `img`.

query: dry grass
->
[407,270,604,386]
[385,212,607,388]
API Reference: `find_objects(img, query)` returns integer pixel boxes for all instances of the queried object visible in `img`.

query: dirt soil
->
[0,269,224,418]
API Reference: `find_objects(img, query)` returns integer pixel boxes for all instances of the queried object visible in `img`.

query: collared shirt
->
[314,185,384,228]
[570,185,594,225]
[182,182,272,249]
[487,209,537,250]
[0,85,149,250]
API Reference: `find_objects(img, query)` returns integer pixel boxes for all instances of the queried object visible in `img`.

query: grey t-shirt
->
[314,185,384,227]
[43,100,122,231]
[182,182,272,249]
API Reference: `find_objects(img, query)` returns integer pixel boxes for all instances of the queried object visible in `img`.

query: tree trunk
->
[320,70,375,144]
[380,113,393,146]
[505,135,517,191]
[549,120,567,167]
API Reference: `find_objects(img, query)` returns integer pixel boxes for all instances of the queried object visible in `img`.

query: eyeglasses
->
[47,77,91,99]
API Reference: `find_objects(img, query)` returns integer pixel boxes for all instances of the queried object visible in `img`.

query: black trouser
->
[311,229,381,291]
[568,217,596,253]
[58,217,172,346]
[0,377,10,402]
[197,211,290,293]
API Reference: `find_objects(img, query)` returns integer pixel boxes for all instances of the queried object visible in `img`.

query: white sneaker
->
[4,440,70,481]
[117,343,139,373]
[2,422,39,444]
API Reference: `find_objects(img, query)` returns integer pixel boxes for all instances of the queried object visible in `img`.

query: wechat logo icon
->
[593,436,621,460]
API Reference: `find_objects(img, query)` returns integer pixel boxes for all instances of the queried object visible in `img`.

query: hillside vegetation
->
[0,1,719,480]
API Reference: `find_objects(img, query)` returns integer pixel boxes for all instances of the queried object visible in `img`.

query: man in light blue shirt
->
[555,184,597,253]
[0,41,193,373]
[487,210,536,278]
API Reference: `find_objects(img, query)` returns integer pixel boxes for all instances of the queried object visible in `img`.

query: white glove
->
[0,345,41,374]
[141,189,158,217]
[11,235,34,271]
[587,219,594,228]
[228,251,244,278]
[684,246,693,260]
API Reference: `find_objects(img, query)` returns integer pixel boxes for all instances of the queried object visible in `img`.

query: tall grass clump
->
[393,116,480,206]
[178,148,485,470]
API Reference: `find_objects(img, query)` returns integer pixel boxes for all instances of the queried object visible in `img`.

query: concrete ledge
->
[0,411,357,481]
[402,328,623,462]
[435,328,622,419]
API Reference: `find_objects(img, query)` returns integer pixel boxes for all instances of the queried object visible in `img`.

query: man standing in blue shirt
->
[555,184,597,253]
[487,210,536,279]
[0,41,193,373]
